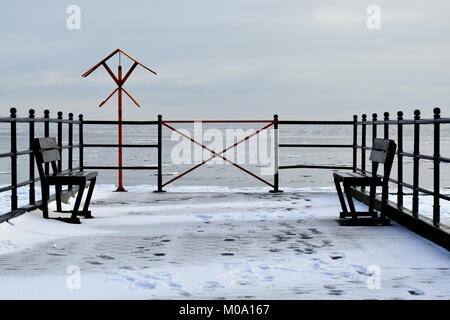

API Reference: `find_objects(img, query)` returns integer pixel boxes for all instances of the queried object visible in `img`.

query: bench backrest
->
[369,138,397,183]
[32,137,60,179]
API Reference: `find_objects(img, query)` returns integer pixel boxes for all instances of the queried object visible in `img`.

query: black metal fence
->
[81,116,162,191]
[353,108,449,228]
[0,108,82,222]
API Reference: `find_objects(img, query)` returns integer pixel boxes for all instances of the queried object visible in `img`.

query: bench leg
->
[368,184,376,218]
[380,185,389,221]
[55,184,62,212]
[71,182,86,221]
[41,184,49,219]
[82,177,96,218]
[343,183,357,220]
[334,178,348,218]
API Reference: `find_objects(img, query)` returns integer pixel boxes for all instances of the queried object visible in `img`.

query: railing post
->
[352,115,357,173]
[155,114,165,192]
[270,114,281,193]
[372,113,378,143]
[10,108,17,211]
[383,112,389,197]
[44,109,50,176]
[57,111,63,172]
[29,109,35,204]
[383,112,389,139]
[79,114,84,172]
[371,113,377,173]
[412,109,421,217]
[433,107,441,226]
[361,114,367,173]
[397,111,404,208]
[68,113,73,190]
[361,114,367,191]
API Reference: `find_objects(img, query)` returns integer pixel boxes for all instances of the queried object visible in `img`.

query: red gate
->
[161,119,278,190]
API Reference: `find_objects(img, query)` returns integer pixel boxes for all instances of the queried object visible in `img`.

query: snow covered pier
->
[0,187,449,299]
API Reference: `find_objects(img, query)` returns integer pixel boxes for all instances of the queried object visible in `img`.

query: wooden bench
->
[32,137,98,223]
[333,138,397,225]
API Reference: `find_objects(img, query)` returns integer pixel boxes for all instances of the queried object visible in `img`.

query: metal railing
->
[277,119,354,168]
[353,108,449,228]
[81,116,162,190]
[0,108,82,221]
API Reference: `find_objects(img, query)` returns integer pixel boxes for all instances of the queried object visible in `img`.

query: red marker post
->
[82,48,157,192]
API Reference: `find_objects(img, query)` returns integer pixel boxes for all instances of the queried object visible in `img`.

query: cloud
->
[2,71,84,89]
[126,58,266,87]
[310,7,365,29]
[309,5,423,29]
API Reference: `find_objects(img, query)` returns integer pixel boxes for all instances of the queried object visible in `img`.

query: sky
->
[0,0,449,120]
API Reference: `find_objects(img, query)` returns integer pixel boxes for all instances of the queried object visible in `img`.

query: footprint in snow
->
[407,287,425,296]
[352,264,370,276]
[330,252,346,260]
[328,289,345,296]
[98,255,114,260]
[203,281,224,290]
[309,228,321,234]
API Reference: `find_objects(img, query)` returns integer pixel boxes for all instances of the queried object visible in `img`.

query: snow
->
[0,185,449,299]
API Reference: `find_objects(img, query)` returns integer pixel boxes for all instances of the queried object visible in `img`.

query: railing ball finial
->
[397,111,403,120]
[79,114,83,121]
[10,107,17,118]
[384,112,389,120]
[44,109,50,118]
[274,114,279,120]
[29,109,35,118]
[353,115,358,121]
[68,113,74,120]
[362,114,367,121]
[433,107,441,119]
[414,109,421,120]
[57,111,63,119]
[372,113,378,120]
[158,114,162,120]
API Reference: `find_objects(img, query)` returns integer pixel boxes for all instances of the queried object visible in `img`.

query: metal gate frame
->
[160,119,277,190]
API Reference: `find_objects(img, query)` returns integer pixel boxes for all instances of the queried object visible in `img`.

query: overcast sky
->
[0,1,449,120]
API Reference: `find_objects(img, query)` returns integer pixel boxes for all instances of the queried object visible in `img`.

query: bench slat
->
[41,149,60,162]
[372,138,390,151]
[369,149,387,163]
[36,137,57,149]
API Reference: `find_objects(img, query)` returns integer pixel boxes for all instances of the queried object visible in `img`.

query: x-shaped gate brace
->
[161,120,276,188]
